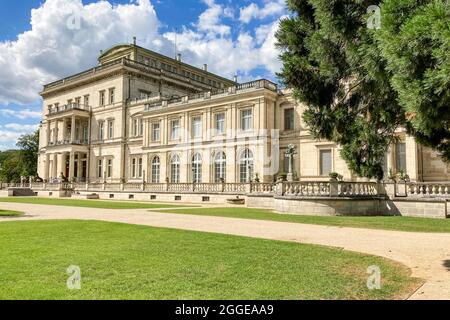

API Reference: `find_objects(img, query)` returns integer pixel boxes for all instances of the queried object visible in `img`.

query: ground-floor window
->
[192,153,202,183]
[152,156,160,183]
[107,159,112,178]
[131,157,143,179]
[97,159,103,178]
[171,154,180,183]
[396,142,406,172]
[319,149,332,176]
[239,149,254,183]
[214,152,226,182]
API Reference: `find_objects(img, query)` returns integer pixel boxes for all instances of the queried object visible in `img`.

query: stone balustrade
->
[407,182,450,198]
[7,180,450,200]
[284,181,331,197]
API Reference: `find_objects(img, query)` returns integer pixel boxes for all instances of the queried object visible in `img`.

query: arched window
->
[239,149,254,183]
[151,156,160,183]
[192,153,202,183]
[214,152,226,183]
[170,154,180,183]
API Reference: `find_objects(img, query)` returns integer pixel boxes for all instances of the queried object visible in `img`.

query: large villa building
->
[37,42,450,185]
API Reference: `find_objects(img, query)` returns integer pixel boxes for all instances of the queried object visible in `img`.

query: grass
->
[0,220,419,300]
[160,207,450,233]
[0,197,185,209]
[0,210,23,217]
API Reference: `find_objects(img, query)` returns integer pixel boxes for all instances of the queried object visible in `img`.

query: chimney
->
[203,64,208,72]
[133,36,137,46]
[176,53,182,62]
[233,75,238,83]
[100,49,103,55]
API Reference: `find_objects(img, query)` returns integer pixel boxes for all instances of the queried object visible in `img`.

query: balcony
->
[47,140,89,148]
[48,103,90,116]
[144,79,278,112]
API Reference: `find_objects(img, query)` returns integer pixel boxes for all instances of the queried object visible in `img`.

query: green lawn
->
[0,210,23,217]
[0,220,419,300]
[0,197,185,209]
[160,208,450,233]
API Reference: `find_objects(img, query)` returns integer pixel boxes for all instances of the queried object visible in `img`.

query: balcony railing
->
[2,180,390,199]
[407,182,450,198]
[47,139,89,147]
[48,103,90,115]
[144,79,278,112]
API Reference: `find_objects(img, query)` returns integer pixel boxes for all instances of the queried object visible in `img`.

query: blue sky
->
[0,0,286,150]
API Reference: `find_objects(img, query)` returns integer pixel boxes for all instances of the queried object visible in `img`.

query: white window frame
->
[215,113,225,135]
[99,91,105,106]
[171,154,181,183]
[151,122,161,142]
[319,149,333,176]
[109,88,115,104]
[214,152,226,183]
[240,109,253,131]
[171,119,180,140]
[98,121,104,141]
[107,159,113,178]
[107,120,114,139]
[151,156,161,183]
[192,153,202,183]
[192,116,202,139]
[239,149,254,183]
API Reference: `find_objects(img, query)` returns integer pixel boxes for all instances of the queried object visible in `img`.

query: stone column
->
[44,154,50,181]
[77,153,83,180]
[57,153,66,179]
[406,135,420,182]
[46,121,51,146]
[69,152,75,180]
[52,153,58,179]
[71,116,76,143]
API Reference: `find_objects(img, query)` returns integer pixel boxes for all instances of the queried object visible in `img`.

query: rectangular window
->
[396,142,406,172]
[132,119,138,137]
[83,95,89,107]
[151,123,160,142]
[83,125,89,142]
[109,88,115,104]
[171,119,180,140]
[192,116,202,138]
[99,91,105,106]
[241,109,253,131]
[75,97,81,106]
[107,120,114,139]
[320,149,332,176]
[97,159,103,178]
[284,108,295,130]
[215,113,225,135]
[98,122,104,141]
[107,159,112,178]
[132,158,137,178]
[139,119,144,136]
[138,158,143,178]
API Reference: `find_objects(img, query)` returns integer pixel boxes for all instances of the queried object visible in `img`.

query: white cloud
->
[0,0,285,108]
[196,0,232,37]
[239,0,286,24]
[4,123,39,131]
[0,0,160,105]
[164,17,284,79]
[0,108,42,119]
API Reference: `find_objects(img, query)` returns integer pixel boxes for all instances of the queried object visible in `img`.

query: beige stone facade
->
[37,43,450,184]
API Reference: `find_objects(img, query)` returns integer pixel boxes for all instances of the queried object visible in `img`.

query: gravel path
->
[0,202,449,300]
